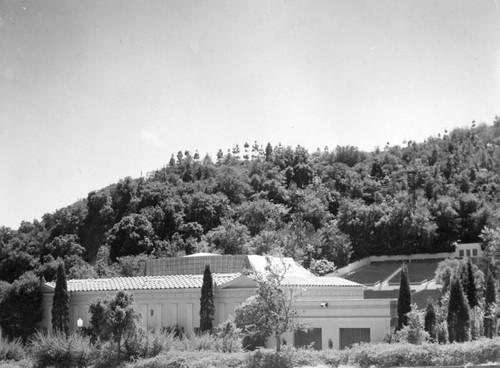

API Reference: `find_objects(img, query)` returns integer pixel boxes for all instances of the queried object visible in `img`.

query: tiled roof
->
[46,273,241,292]
[282,275,364,288]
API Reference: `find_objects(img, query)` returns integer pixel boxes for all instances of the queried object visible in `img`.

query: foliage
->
[469,305,484,340]
[4,119,500,284]
[51,263,69,335]
[106,214,155,262]
[245,349,292,368]
[391,304,429,344]
[88,290,140,361]
[481,226,500,276]
[447,277,471,342]
[462,258,479,308]
[234,258,303,352]
[308,258,336,276]
[0,337,25,362]
[424,302,437,342]
[234,296,269,350]
[126,351,248,368]
[397,263,411,330]
[29,331,96,368]
[344,338,500,368]
[199,265,215,333]
[215,318,242,353]
[0,272,43,342]
[122,328,167,360]
[484,268,497,338]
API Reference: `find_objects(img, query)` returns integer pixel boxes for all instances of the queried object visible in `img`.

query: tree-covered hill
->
[1,117,500,283]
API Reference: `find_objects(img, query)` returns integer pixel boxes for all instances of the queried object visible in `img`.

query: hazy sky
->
[1,0,499,229]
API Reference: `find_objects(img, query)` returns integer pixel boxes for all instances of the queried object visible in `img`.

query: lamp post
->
[77,318,83,334]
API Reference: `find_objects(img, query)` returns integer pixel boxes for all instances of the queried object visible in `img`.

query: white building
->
[40,254,394,350]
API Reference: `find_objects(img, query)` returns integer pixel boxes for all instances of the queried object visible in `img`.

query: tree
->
[106,214,155,262]
[89,290,140,361]
[199,264,215,333]
[424,301,437,342]
[393,304,429,344]
[80,191,114,262]
[51,263,69,335]
[206,219,251,255]
[447,277,471,342]
[484,268,497,338]
[0,272,43,342]
[397,263,412,330]
[462,258,478,308]
[234,258,303,352]
[481,227,500,276]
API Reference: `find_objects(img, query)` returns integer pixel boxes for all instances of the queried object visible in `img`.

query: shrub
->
[344,338,500,368]
[0,337,25,361]
[30,331,96,368]
[126,351,248,368]
[0,272,43,342]
[92,342,121,368]
[184,333,217,352]
[245,349,292,368]
[391,304,429,344]
[160,325,185,339]
[216,318,242,353]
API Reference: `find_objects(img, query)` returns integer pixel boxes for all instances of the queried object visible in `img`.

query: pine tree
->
[424,301,437,342]
[447,277,470,342]
[397,264,412,330]
[52,262,70,335]
[484,268,497,338]
[200,264,215,333]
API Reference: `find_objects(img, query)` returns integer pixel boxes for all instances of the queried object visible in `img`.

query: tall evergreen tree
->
[462,259,478,308]
[52,262,70,335]
[397,263,412,330]
[199,264,215,333]
[484,268,497,338]
[424,301,437,342]
[447,277,470,342]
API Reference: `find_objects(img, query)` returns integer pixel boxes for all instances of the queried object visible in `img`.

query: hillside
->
[1,117,500,283]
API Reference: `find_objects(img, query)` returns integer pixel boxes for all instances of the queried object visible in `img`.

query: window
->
[151,310,154,316]
[466,249,471,257]
[459,250,464,257]
[295,328,322,350]
[340,328,370,350]
[473,249,478,257]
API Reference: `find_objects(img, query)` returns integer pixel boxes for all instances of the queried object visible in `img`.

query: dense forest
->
[2,117,500,283]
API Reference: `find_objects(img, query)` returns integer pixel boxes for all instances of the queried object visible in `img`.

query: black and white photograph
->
[1,0,500,366]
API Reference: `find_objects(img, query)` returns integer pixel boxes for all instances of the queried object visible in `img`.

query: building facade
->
[40,254,394,350]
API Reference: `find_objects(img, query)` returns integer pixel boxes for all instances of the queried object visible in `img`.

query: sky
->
[1,0,499,229]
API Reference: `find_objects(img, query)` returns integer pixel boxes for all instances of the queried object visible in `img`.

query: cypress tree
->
[463,259,478,308]
[52,263,70,335]
[424,301,437,342]
[447,277,470,342]
[199,264,215,333]
[397,263,412,330]
[484,268,497,338]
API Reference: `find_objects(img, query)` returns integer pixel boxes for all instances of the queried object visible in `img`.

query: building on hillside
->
[40,254,395,350]
[331,244,483,311]
[455,242,483,258]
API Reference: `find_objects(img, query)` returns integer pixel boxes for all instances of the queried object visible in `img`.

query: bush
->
[245,349,293,368]
[0,337,25,361]
[30,331,96,368]
[344,338,500,368]
[215,319,242,353]
[126,351,247,368]
[92,342,121,368]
